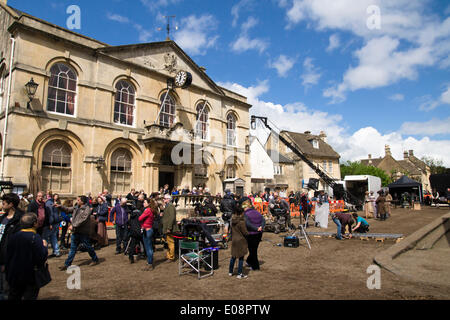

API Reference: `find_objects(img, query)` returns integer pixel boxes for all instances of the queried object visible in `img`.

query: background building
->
[360,145,431,192]
[263,130,341,194]
[0,2,251,197]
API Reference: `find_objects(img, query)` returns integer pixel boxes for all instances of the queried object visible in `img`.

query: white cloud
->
[326,34,340,52]
[106,13,130,24]
[324,36,434,103]
[106,13,152,42]
[231,0,253,27]
[441,86,450,104]
[389,93,404,101]
[278,1,450,103]
[219,80,450,166]
[269,55,296,77]
[400,117,450,136]
[419,85,450,111]
[140,0,182,11]
[231,17,269,54]
[133,24,153,42]
[173,14,219,56]
[301,57,322,88]
[341,127,450,167]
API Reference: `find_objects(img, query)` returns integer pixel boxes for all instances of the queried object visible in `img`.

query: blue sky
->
[9,0,450,165]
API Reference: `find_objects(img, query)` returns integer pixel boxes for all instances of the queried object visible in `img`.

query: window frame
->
[113,80,136,127]
[159,92,176,128]
[110,148,133,194]
[195,102,210,141]
[41,140,72,194]
[46,63,78,118]
[226,113,237,147]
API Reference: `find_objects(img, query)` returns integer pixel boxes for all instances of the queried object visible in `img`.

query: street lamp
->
[25,78,39,109]
[96,156,105,169]
[250,115,257,130]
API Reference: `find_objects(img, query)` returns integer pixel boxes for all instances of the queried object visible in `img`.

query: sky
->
[8,0,450,166]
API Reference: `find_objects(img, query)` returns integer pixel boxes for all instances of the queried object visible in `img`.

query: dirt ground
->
[39,207,450,300]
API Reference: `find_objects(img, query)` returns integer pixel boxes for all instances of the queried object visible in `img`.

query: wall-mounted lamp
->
[96,156,105,169]
[250,115,256,130]
[218,169,225,178]
[25,78,39,109]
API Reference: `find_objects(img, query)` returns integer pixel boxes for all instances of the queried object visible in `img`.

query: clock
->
[174,70,192,89]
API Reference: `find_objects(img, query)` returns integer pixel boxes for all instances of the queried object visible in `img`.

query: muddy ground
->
[39,207,450,300]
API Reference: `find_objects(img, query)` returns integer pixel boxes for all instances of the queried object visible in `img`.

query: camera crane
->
[250,115,362,209]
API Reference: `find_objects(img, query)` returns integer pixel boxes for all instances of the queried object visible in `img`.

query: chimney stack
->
[368,154,372,159]
[385,145,391,157]
[409,150,414,157]
[403,151,409,160]
[319,131,327,143]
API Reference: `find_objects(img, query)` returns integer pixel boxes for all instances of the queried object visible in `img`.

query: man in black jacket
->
[5,213,48,300]
[27,191,51,236]
[220,189,236,234]
[0,193,25,300]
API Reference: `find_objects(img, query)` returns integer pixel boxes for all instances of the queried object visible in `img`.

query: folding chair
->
[178,240,214,279]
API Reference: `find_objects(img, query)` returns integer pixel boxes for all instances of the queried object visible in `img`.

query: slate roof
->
[281,131,340,159]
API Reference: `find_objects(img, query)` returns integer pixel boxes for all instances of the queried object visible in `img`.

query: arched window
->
[159,93,176,127]
[195,102,209,140]
[226,165,236,179]
[227,114,236,146]
[110,148,132,194]
[114,80,135,126]
[47,63,77,115]
[42,140,72,193]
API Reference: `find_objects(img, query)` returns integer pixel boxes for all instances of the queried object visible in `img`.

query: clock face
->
[175,71,187,87]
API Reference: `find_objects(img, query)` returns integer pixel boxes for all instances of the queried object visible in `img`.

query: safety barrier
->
[329,200,345,213]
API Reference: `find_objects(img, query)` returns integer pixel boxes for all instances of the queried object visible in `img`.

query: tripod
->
[290,212,311,250]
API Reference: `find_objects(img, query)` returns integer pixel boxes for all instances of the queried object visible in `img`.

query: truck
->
[343,175,382,203]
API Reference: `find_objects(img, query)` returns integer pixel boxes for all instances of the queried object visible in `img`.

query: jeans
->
[332,217,342,239]
[142,229,154,265]
[246,233,262,270]
[42,224,60,255]
[115,225,129,252]
[64,233,98,267]
[229,256,244,275]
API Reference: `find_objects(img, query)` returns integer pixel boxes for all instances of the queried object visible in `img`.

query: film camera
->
[265,206,289,234]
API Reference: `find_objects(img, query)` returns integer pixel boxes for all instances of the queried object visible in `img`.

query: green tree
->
[421,156,449,174]
[340,161,394,186]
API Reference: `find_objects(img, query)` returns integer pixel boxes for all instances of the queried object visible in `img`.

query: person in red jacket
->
[138,199,156,270]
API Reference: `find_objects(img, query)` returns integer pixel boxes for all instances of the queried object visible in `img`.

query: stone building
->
[0,2,251,197]
[264,130,341,194]
[360,145,431,192]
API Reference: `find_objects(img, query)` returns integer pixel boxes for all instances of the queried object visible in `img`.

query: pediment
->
[98,42,224,96]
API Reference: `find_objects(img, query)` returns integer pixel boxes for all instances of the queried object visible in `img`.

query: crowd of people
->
[0,183,406,300]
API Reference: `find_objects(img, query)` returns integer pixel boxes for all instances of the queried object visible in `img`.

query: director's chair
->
[178,240,214,279]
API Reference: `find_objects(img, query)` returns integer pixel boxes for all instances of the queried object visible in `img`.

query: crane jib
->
[253,116,362,207]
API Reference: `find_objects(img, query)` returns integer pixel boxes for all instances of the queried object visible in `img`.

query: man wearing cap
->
[161,194,179,261]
